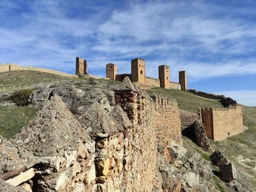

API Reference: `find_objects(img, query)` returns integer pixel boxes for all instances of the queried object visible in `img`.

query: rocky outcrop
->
[0,77,255,192]
[192,120,212,152]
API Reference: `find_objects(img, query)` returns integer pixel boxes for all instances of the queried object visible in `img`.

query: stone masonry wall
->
[201,106,244,141]
[0,64,10,72]
[145,76,160,87]
[212,106,244,141]
[112,78,182,191]
[201,108,214,140]
[170,81,181,89]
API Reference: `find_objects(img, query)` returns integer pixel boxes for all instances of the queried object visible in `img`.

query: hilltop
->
[0,70,255,191]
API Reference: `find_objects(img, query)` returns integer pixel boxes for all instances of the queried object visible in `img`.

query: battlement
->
[114,77,182,146]
[200,106,245,141]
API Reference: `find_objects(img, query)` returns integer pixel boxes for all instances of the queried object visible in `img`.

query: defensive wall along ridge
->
[0,63,76,77]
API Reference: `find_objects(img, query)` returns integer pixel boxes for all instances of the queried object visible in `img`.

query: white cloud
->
[0,0,256,82]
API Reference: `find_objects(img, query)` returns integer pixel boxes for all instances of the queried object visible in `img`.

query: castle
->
[76,57,187,90]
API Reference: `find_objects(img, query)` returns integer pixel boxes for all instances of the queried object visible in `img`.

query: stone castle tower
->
[158,65,170,88]
[106,63,118,80]
[131,58,145,84]
[76,57,88,75]
[179,71,187,90]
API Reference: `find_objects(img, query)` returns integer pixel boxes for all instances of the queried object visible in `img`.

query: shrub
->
[8,89,35,106]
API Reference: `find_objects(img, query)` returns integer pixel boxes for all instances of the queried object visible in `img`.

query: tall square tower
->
[131,58,145,84]
[179,70,187,90]
[158,65,170,88]
[76,57,88,75]
[106,63,118,80]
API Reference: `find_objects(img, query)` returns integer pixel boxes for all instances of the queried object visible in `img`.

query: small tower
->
[179,70,187,90]
[76,57,88,75]
[158,65,170,88]
[131,58,145,84]
[106,63,118,80]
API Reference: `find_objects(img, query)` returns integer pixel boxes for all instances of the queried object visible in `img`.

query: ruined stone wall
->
[201,106,244,141]
[145,76,160,87]
[201,108,214,140]
[153,96,183,147]
[112,82,182,191]
[212,106,244,141]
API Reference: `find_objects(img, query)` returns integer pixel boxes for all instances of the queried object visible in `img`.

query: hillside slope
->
[0,70,255,191]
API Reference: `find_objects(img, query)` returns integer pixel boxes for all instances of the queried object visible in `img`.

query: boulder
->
[192,120,212,152]
[210,150,227,167]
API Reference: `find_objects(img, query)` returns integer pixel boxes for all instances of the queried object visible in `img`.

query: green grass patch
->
[0,106,38,139]
[195,149,211,161]
[213,175,226,192]
[146,87,224,113]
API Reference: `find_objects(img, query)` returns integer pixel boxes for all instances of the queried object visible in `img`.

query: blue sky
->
[0,0,256,106]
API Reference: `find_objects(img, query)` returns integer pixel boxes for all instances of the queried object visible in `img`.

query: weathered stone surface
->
[11,94,91,157]
[79,101,123,138]
[192,120,212,152]
[0,179,27,192]
[220,163,237,182]
[210,150,228,167]
[5,168,35,186]
[166,144,187,165]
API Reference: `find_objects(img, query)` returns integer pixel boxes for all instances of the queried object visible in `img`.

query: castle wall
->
[115,74,132,81]
[201,108,214,140]
[112,84,182,191]
[0,64,76,77]
[201,106,244,141]
[145,77,160,87]
[212,106,244,141]
[0,64,9,72]
[170,81,181,89]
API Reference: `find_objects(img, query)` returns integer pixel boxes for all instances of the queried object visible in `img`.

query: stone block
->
[220,163,237,182]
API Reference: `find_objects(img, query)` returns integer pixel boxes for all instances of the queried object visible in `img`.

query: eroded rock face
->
[11,94,92,157]
[192,120,212,152]
[1,78,255,192]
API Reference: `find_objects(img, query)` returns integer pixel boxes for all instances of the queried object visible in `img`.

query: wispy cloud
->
[0,0,255,97]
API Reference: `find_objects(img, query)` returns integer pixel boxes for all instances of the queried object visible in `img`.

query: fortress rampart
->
[105,58,187,90]
[0,64,76,77]
[200,105,245,141]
